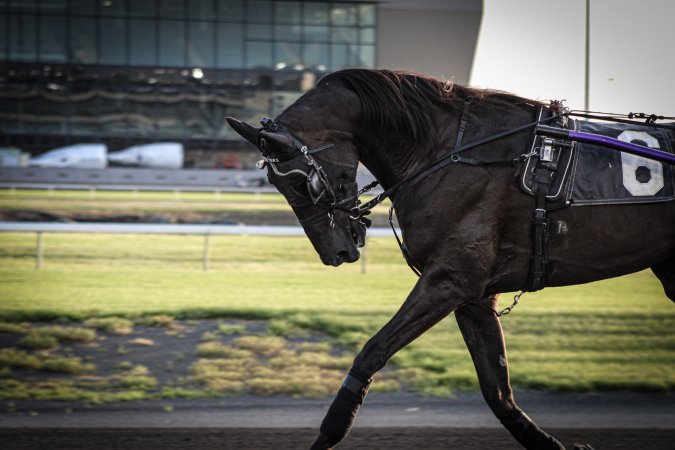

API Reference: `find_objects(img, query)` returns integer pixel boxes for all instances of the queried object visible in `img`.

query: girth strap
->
[527,173,552,292]
[524,108,569,291]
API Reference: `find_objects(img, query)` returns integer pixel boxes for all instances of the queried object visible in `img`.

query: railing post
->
[203,233,210,271]
[35,232,44,270]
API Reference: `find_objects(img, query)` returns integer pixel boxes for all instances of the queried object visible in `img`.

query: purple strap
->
[569,130,675,165]
[535,125,675,165]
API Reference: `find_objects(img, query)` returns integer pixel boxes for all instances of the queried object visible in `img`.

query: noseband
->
[256,117,366,228]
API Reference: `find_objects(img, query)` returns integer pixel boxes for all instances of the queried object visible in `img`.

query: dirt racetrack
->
[2,390,674,449]
[2,389,673,449]
[2,427,675,450]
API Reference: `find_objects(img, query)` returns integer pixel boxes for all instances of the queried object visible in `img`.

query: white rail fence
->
[0,222,396,273]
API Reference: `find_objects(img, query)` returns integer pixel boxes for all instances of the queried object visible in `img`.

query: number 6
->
[618,130,664,196]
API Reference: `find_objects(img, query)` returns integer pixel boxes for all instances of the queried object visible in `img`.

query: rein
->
[261,103,673,301]
[566,110,675,130]
[278,104,562,276]
[353,105,674,280]
[271,105,567,277]
[357,107,675,218]
[361,105,562,277]
[355,112,561,217]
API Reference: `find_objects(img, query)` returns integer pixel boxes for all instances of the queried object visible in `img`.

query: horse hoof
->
[309,432,334,450]
[573,444,595,450]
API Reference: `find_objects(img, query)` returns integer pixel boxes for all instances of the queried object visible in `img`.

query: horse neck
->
[356,142,415,191]
[356,99,466,190]
[357,98,539,190]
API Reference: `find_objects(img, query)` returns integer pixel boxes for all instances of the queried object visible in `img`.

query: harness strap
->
[567,111,675,130]
[523,108,569,291]
[454,101,470,150]
[357,113,561,216]
[358,108,561,278]
[388,204,422,277]
[388,101,472,276]
[527,180,552,292]
[410,154,517,186]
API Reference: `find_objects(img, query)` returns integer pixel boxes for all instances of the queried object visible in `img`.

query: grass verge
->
[0,232,673,396]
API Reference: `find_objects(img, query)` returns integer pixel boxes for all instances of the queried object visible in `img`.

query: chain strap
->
[497,291,525,317]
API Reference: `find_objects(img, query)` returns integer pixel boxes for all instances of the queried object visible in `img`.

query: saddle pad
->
[569,121,675,205]
[518,108,575,209]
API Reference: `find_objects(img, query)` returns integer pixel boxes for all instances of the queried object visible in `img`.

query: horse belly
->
[545,201,675,286]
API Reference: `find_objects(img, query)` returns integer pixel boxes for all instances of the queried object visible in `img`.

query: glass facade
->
[0,0,376,168]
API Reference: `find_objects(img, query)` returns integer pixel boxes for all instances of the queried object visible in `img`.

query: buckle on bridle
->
[348,206,372,228]
[261,117,280,132]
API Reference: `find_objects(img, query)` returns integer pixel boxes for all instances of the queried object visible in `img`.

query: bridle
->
[256,108,565,231]
[256,103,567,284]
[256,117,366,229]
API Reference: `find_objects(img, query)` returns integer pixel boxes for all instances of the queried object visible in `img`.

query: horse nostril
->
[336,250,349,265]
[336,250,358,264]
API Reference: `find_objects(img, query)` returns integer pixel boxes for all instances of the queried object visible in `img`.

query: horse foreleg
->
[455,297,566,450]
[310,269,461,449]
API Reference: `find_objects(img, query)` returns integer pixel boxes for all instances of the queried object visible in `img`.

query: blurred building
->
[0,0,482,170]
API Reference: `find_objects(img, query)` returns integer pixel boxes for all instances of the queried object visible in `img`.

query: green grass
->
[0,232,411,319]
[0,379,148,404]
[189,334,369,398]
[0,348,95,374]
[35,325,98,343]
[0,322,30,334]
[113,374,158,390]
[217,323,246,335]
[0,189,287,212]
[84,317,134,335]
[135,315,175,327]
[18,332,59,349]
[0,231,673,394]
[15,325,97,349]
[0,188,390,217]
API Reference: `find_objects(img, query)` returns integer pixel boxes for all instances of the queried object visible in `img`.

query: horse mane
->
[319,68,542,148]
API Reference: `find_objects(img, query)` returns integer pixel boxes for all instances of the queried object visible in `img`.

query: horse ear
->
[259,130,295,153]
[226,117,259,147]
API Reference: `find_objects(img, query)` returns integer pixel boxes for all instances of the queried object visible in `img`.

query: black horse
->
[227,69,675,450]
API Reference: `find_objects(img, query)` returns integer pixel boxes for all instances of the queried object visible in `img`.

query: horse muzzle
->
[329,248,360,266]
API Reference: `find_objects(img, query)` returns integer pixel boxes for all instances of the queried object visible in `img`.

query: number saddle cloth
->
[519,120,675,207]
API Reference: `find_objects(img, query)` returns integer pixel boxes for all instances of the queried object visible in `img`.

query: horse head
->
[226,85,366,266]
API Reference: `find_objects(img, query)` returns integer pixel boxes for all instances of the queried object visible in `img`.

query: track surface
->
[2,427,675,450]
[2,391,674,449]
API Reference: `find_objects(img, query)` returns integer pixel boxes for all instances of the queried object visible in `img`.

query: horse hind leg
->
[652,257,675,301]
[455,297,570,450]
